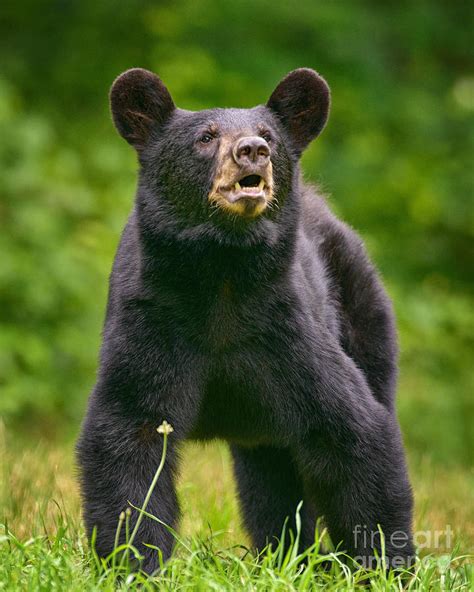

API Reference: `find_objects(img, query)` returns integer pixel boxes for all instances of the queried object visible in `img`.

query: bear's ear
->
[267,68,330,155]
[110,68,175,150]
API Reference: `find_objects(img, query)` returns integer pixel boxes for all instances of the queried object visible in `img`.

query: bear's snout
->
[207,134,274,220]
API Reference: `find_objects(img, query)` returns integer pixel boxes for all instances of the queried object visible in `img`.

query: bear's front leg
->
[293,336,415,570]
[76,393,182,574]
[77,308,204,573]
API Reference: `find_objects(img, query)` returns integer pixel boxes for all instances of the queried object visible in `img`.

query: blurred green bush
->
[0,0,472,465]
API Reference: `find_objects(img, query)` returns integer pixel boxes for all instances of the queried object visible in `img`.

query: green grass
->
[1,426,473,591]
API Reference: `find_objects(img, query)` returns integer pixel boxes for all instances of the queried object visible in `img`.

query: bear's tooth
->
[258,179,265,190]
[235,182,242,191]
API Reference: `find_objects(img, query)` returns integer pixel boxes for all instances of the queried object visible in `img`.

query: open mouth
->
[209,165,273,220]
[233,174,266,194]
[224,174,267,205]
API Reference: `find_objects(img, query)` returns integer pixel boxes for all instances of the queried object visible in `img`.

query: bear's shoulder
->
[299,183,367,259]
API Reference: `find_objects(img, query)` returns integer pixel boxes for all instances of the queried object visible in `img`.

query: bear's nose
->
[233,136,270,165]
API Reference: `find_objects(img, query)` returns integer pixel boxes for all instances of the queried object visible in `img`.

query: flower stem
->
[128,430,169,548]
[118,421,173,571]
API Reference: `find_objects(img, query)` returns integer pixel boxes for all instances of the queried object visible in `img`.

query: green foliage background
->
[1,0,473,467]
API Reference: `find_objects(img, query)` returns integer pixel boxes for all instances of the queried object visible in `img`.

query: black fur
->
[76,68,414,574]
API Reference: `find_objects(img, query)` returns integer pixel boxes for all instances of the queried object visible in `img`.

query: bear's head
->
[110,68,330,244]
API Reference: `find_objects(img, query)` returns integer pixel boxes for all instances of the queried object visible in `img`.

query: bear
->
[76,67,415,574]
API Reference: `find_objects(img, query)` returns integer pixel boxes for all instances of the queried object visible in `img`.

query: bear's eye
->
[199,133,214,144]
[261,131,272,143]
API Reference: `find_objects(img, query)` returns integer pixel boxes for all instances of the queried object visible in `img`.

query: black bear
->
[77,67,414,573]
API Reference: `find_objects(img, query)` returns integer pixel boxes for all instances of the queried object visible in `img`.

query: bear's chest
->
[189,312,323,446]
[195,277,278,355]
[190,289,278,443]
[202,279,245,351]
